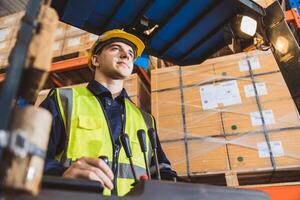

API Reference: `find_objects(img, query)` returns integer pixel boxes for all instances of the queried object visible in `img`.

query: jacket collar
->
[87,80,129,100]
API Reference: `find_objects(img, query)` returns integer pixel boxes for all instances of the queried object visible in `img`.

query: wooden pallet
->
[179,167,300,187]
[52,49,89,63]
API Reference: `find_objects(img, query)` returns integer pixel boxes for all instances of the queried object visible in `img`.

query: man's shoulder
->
[56,85,93,96]
[124,97,152,116]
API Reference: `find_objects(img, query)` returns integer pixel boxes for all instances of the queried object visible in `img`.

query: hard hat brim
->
[88,29,145,70]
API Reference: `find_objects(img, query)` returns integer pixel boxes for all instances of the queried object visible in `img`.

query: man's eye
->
[129,52,134,58]
[111,46,119,50]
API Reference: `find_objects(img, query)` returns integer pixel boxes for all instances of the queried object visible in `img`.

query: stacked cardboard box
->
[151,50,300,176]
[0,12,23,68]
[253,0,275,8]
[36,73,151,113]
[52,22,67,57]
[49,21,99,58]
[149,56,174,70]
[44,22,99,57]
[62,26,86,55]
[62,25,98,56]
[0,12,99,67]
[124,73,151,112]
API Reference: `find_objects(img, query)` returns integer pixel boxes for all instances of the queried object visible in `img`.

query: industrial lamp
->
[274,36,290,54]
[229,14,265,52]
[233,15,258,38]
[240,16,257,37]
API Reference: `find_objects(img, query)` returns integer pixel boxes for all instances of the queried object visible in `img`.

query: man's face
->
[92,41,135,80]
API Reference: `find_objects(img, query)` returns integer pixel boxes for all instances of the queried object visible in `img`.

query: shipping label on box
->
[67,37,81,47]
[217,81,242,106]
[257,141,284,158]
[244,82,268,97]
[53,41,61,51]
[54,28,63,36]
[200,80,242,110]
[199,84,217,110]
[239,56,261,72]
[250,110,275,126]
[0,28,11,41]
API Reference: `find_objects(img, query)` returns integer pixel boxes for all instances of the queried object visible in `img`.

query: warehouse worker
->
[40,29,177,196]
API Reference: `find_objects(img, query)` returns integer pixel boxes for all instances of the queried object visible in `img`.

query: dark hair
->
[93,38,137,58]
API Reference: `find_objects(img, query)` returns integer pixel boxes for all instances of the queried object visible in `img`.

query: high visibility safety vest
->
[51,87,154,196]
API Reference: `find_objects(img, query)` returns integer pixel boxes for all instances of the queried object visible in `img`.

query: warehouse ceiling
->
[0,0,29,17]
[51,0,265,66]
[0,0,265,88]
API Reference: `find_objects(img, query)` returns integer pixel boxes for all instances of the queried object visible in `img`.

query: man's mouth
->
[117,61,129,68]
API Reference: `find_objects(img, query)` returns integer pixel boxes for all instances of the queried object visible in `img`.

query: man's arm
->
[151,138,177,180]
[39,92,67,176]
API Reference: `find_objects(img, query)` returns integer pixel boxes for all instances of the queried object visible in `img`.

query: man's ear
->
[91,55,100,67]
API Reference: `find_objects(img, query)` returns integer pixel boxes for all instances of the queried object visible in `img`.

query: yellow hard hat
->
[88,29,145,70]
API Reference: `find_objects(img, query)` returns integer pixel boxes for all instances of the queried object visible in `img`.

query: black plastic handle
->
[120,133,132,158]
[137,129,147,153]
[98,156,109,165]
[148,128,158,149]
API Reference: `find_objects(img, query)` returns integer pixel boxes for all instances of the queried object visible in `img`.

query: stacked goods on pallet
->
[61,25,98,57]
[36,73,151,113]
[62,25,87,55]
[52,22,67,57]
[124,73,151,112]
[253,0,275,8]
[0,12,23,68]
[151,50,300,177]
[85,33,98,49]
[0,12,98,64]
[149,56,174,70]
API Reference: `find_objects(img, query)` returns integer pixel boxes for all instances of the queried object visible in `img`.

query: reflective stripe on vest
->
[53,87,154,196]
[139,109,154,164]
[54,88,73,166]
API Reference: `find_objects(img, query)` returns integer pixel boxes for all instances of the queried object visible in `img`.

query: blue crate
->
[288,0,300,13]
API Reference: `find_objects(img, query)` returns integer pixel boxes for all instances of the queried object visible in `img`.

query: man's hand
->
[63,157,114,190]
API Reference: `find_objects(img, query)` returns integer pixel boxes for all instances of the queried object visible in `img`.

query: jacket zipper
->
[112,144,120,195]
[110,103,127,195]
[111,111,126,195]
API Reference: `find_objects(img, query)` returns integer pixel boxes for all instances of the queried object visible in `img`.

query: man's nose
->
[120,50,130,59]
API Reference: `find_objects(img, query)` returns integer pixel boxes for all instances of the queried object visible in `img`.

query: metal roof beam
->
[128,0,155,30]
[180,23,232,61]
[159,0,219,56]
[149,0,189,38]
[98,0,124,33]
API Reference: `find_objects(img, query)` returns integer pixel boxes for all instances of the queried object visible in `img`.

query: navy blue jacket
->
[40,80,177,180]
